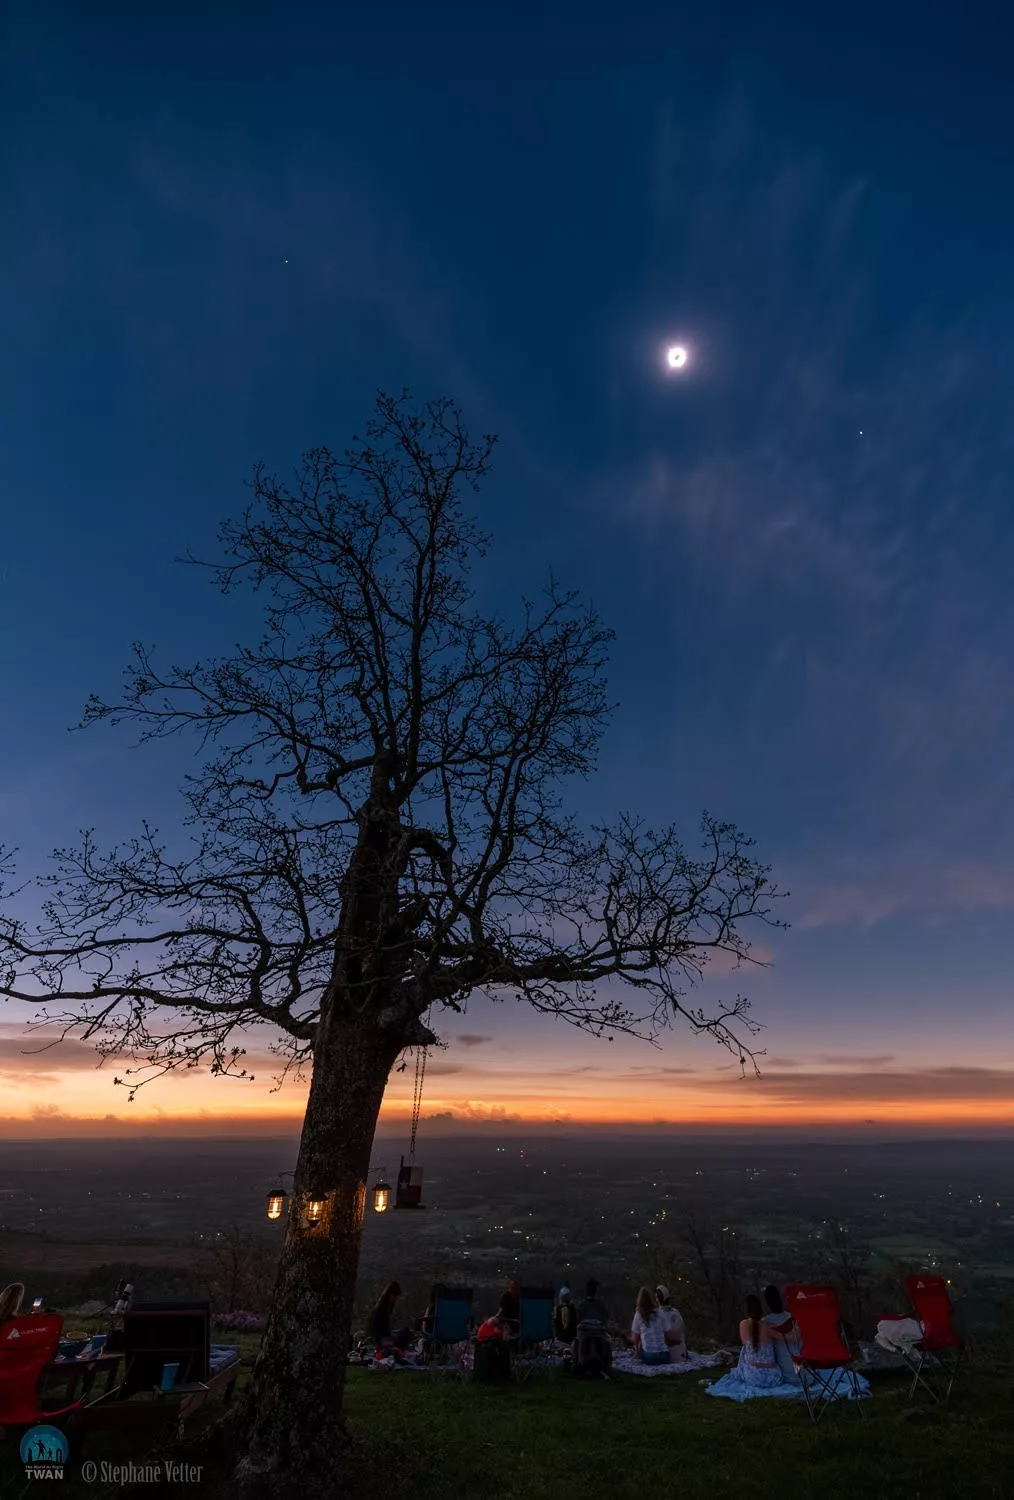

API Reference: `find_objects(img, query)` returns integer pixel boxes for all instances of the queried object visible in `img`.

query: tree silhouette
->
[0,393,782,1496]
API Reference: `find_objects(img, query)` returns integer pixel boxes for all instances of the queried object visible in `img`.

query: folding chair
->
[421,1286,473,1376]
[513,1287,556,1381]
[0,1313,85,1429]
[785,1284,866,1422]
[903,1275,965,1404]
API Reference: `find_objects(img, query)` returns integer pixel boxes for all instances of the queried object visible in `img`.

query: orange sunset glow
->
[4,1011,1014,1137]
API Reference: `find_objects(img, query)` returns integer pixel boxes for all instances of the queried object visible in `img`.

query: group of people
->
[472,1277,617,1378]
[629,1284,687,1365]
[735,1286,802,1387]
[367,1275,690,1376]
[366,1275,804,1386]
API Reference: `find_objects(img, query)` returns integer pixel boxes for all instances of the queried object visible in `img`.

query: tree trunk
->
[234,1000,402,1499]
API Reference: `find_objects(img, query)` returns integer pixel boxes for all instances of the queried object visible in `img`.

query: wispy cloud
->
[813,1054,895,1068]
[796,861,1014,931]
[609,96,1014,908]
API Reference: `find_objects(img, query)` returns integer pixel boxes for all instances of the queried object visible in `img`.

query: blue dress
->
[737,1338,784,1389]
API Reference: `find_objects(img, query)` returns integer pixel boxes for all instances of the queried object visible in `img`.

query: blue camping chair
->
[513,1287,556,1380]
[421,1286,473,1376]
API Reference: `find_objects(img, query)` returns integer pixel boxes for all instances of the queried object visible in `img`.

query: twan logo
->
[19,1424,69,1480]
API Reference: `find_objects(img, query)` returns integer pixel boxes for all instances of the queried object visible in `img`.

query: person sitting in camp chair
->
[574,1279,612,1379]
[0,1283,25,1323]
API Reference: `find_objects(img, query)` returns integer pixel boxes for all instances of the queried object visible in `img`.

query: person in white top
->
[631,1286,671,1365]
[655,1284,687,1360]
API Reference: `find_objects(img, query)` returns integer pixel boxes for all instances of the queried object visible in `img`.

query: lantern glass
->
[266,1188,286,1221]
[373,1181,391,1214]
[305,1197,325,1226]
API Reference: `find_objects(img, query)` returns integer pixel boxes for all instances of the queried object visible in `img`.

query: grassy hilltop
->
[5,1328,1012,1500]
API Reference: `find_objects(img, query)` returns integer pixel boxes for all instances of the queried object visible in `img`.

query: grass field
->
[341,1364,1014,1500]
[4,1329,1013,1498]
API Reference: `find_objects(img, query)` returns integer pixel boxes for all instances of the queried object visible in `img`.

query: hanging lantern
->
[373,1179,391,1214]
[304,1196,326,1227]
[394,1155,424,1209]
[265,1188,287,1222]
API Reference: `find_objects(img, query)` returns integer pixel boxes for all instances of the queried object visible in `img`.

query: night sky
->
[3,3,1014,1134]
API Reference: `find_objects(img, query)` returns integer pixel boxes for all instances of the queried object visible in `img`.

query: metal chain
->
[408,1045,427,1163]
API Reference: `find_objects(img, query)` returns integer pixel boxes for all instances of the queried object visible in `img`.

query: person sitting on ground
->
[761,1284,800,1382]
[477,1309,512,1341]
[654,1284,687,1361]
[369,1281,413,1355]
[632,1286,671,1366]
[554,1286,578,1345]
[737,1294,787,1388]
[474,1308,513,1382]
[574,1278,612,1378]
[577,1278,609,1329]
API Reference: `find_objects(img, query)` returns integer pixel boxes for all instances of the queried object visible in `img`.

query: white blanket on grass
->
[611,1348,731,1378]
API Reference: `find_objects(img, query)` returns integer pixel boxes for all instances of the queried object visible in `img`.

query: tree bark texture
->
[235,999,403,1498]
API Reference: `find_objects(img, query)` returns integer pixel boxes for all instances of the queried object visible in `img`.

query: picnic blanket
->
[209,1345,241,1376]
[366,1352,462,1372]
[612,1349,730,1378]
[705,1365,870,1403]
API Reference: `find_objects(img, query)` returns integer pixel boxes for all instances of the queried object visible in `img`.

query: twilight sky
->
[3,2,1014,1136]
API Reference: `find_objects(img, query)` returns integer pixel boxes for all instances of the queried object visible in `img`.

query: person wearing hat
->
[655,1284,687,1360]
[554,1286,578,1345]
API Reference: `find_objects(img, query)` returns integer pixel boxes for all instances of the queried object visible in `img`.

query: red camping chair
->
[0,1314,84,1429]
[903,1275,964,1403]
[785,1285,866,1422]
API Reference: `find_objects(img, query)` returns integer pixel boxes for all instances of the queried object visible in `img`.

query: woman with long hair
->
[0,1283,24,1322]
[631,1285,670,1366]
[368,1280,413,1355]
[555,1287,578,1346]
[737,1293,785,1388]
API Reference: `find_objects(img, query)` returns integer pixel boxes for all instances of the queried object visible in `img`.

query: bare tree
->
[816,1219,874,1338]
[0,394,782,1496]
[676,1217,749,1342]
[199,1224,279,1315]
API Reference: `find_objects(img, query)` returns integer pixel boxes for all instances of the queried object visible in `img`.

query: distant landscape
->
[4,1134,1012,1345]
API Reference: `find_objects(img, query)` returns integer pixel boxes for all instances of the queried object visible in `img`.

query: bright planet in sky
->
[666,344,689,370]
